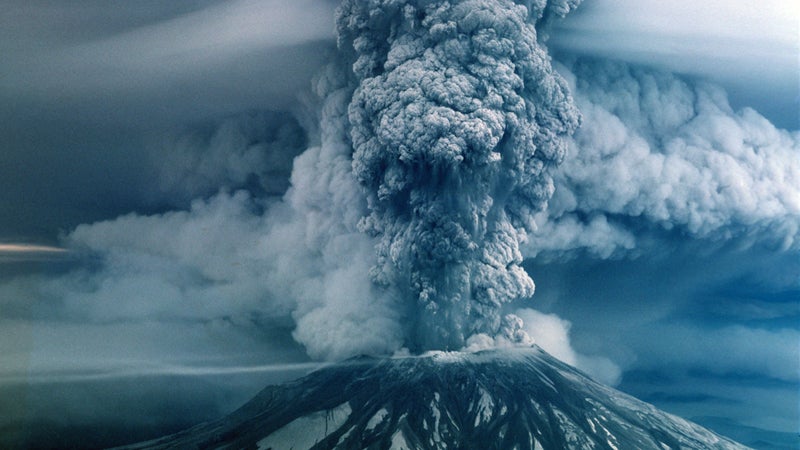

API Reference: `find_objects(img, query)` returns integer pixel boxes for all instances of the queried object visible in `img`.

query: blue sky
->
[0,1,797,448]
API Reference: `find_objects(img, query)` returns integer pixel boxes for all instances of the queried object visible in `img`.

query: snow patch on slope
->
[390,430,411,450]
[366,408,389,431]
[473,387,495,427]
[257,402,351,450]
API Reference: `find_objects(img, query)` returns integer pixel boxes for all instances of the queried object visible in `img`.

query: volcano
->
[123,346,747,449]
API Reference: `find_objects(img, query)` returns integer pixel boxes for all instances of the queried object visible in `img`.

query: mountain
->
[121,346,749,449]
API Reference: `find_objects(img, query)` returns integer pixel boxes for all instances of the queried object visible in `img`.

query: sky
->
[0,0,798,449]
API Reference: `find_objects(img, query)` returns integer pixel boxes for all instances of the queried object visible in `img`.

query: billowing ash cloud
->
[336,0,580,351]
[6,0,796,372]
[3,4,798,444]
[1,0,583,363]
[527,58,800,259]
[156,110,308,202]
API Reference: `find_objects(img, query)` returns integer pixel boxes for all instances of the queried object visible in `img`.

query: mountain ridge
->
[121,346,749,450]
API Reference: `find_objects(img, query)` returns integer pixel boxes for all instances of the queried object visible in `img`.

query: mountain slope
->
[123,346,749,449]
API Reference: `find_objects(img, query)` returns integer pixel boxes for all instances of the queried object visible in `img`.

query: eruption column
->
[336,0,581,351]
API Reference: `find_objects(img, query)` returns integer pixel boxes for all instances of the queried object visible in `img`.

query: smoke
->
[155,110,308,202]
[526,58,800,259]
[3,3,798,447]
[515,308,621,385]
[4,0,797,371]
[0,0,584,364]
[337,0,580,351]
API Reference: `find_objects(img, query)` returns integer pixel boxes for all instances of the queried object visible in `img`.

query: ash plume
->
[28,0,582,362]
[156,111,308,202]
[526,58,800,259]
[6,0,796,369]
[3,5,800,444]
[335,0,581,351]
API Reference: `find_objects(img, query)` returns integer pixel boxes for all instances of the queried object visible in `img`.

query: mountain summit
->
[125,346,748,449]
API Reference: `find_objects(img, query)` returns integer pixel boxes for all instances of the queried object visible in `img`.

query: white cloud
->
[516,308,621,385]
[555,0,798,53]
[11,0,335,76]
[527,59,800,258]
[549,0,800,126]
[154,111,307,202]
[0,185,401,365]
[631,324,800,383]
[617,322,800,433]
[0,0,336,128]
